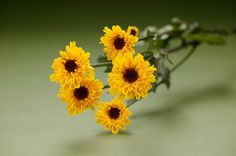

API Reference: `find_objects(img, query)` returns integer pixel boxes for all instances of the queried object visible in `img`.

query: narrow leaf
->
[185,33,225,45]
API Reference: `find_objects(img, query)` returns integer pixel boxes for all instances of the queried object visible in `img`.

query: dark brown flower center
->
[74,86,88,100]
[65,60,78,72]
[130,29,136,36]
[108,107,120,119]
[114,37,125,50]
[123,68,139,83]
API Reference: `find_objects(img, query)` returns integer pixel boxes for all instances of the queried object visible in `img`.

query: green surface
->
[1,1,236,156]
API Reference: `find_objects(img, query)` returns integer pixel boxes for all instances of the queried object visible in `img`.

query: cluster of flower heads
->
[50,25,156,134]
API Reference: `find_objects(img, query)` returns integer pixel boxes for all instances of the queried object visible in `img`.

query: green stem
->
[127,99,138,107]
[91,62,112,68]
[138,25,182,42]
[138,35,156,41]
[103,85,109,89]
[171,43,198,72]
[165,41,196,54]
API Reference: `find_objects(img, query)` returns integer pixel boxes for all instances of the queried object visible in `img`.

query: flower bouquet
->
[50,18,231,134]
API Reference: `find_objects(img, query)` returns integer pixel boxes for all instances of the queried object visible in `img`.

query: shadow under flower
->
[61,137,100,156]
[60,131,132,156]
[96,130,132,137]
[59,79,235,156]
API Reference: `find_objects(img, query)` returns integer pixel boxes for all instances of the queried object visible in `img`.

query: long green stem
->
[127,44,198,107]
[127,99,138,107]
[171,44,198,72]
[138,35,156,41]
[91,62,112,68]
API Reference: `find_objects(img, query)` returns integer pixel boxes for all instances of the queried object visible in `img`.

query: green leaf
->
[152,49,161,59]
[147,39,159,51]
[104,65,112,73]
[97,55,108,63]
[185,33,225,45]
[146,26,158,36]
[147,56,158,67]
[186,22,200,33]
[147,37,169,54]
[171,17,182,25]
[157,62,171,89]
[158,24,174,35]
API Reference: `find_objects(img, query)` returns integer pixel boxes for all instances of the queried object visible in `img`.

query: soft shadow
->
[60,131,132,156]
[59,84,234,156]
[62,137,100,156]
[96,130,132,137]
[132,84,233,120]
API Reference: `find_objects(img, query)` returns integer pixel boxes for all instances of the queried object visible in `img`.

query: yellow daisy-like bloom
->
[95,98,131,134]
[100,25,138,60]
[127,26,139,37]
[50,41,94,88]
[58,77,103,115]
[108,53,156,99]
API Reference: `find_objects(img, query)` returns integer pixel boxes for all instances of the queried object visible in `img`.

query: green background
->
[1,0,236,156]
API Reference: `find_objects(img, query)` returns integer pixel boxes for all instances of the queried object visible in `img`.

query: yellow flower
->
[100,25,138,60]
[95,98,131,134]
[50,41,94,88]
[127,26,139,37]
[58,77,103,115]
[108,53,156,99]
